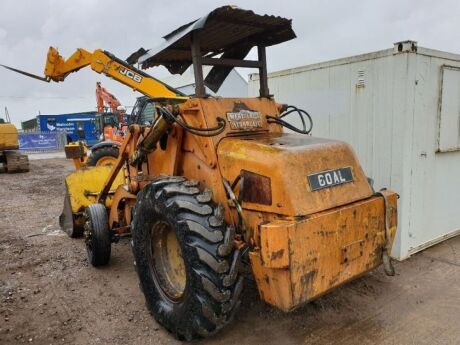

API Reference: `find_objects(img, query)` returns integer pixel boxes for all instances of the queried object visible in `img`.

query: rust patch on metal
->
[301,270,317,285]
[341,240,365,264]
[317,229,338,237]
[241,169,272,205]
[329,272,341,286]
[270,249,285,261]
[297,270,318,301]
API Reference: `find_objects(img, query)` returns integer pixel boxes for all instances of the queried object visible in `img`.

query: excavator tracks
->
[1,151,29,173]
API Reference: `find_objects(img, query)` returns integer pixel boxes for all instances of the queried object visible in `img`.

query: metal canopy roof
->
[126,6,296,75]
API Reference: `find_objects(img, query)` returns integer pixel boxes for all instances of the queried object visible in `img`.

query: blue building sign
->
[37,112,98,145]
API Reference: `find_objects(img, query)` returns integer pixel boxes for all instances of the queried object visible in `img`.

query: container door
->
[409,65,460,255]
[438,66,460,152]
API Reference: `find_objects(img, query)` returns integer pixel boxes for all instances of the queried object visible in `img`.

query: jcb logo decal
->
[119,67,143,83]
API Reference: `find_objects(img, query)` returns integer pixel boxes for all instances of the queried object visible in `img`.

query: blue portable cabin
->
[37,111,99,145]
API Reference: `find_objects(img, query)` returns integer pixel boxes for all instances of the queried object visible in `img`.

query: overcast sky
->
[1,0,459,126]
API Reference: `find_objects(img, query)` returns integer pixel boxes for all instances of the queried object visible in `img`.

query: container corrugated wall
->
[249,42,460,260]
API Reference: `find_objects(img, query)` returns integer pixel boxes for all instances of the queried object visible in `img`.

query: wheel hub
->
[150,221,186,301]
[95,156,117,167]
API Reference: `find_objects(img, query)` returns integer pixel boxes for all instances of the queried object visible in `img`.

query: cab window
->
[140,103,155,125]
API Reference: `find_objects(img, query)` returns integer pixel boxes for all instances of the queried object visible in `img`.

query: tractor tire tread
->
[85,204,111,266]
[131,177,243,340]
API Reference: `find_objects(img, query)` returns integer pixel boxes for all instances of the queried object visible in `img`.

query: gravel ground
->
[1,158,460,345]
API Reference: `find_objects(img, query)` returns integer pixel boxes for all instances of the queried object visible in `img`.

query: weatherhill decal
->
[226,102,262,130]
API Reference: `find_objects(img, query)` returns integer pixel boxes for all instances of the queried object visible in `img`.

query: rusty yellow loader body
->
[12,6,399,341]
[217,123,397,310]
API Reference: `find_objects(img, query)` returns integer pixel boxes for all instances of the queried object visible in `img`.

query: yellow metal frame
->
[0,123,19,150]
[65,165,125,213]
[64,142,88,169]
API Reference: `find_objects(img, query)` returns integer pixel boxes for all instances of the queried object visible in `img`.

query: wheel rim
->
[95,156,117,167]
[150,221,186,301]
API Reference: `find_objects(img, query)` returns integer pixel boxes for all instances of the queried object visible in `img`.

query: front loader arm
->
[97,106,177,204]
[44,47,93,82]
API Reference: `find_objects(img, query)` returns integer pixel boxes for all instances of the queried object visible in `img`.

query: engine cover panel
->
[217,133,373,216]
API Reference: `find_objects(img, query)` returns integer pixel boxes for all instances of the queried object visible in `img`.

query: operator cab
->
[94,113,118,141]
[129,96,157,126]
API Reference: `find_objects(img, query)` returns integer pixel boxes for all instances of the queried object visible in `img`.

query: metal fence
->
[18,131,67,152]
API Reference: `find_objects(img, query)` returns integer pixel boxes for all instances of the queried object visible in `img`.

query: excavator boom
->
[96,82,121,114]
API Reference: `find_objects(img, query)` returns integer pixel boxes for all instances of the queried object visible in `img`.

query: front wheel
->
[87,146,119,167]
[131,177,243,340]
[84,204,111,266]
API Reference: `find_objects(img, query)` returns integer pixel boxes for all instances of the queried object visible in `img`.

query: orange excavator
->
[95,81,126,144]
[91,83,159,166]
[96,81,123,120]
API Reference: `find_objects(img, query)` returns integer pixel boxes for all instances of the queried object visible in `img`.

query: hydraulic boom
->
[2,47,188,101]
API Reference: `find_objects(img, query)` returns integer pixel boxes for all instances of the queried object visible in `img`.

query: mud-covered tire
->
[132,177,243,340]
[87,146,119,167]
[84,204,111,267]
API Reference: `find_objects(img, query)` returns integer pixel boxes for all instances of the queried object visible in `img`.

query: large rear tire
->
[132,177,243,340]
[84,204,111,267]
[87,146,119,167]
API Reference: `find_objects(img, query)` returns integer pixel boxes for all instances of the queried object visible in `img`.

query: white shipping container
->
[249,41,460,260]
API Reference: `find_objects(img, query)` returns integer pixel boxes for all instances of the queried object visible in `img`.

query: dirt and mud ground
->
[1,158,460,345]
